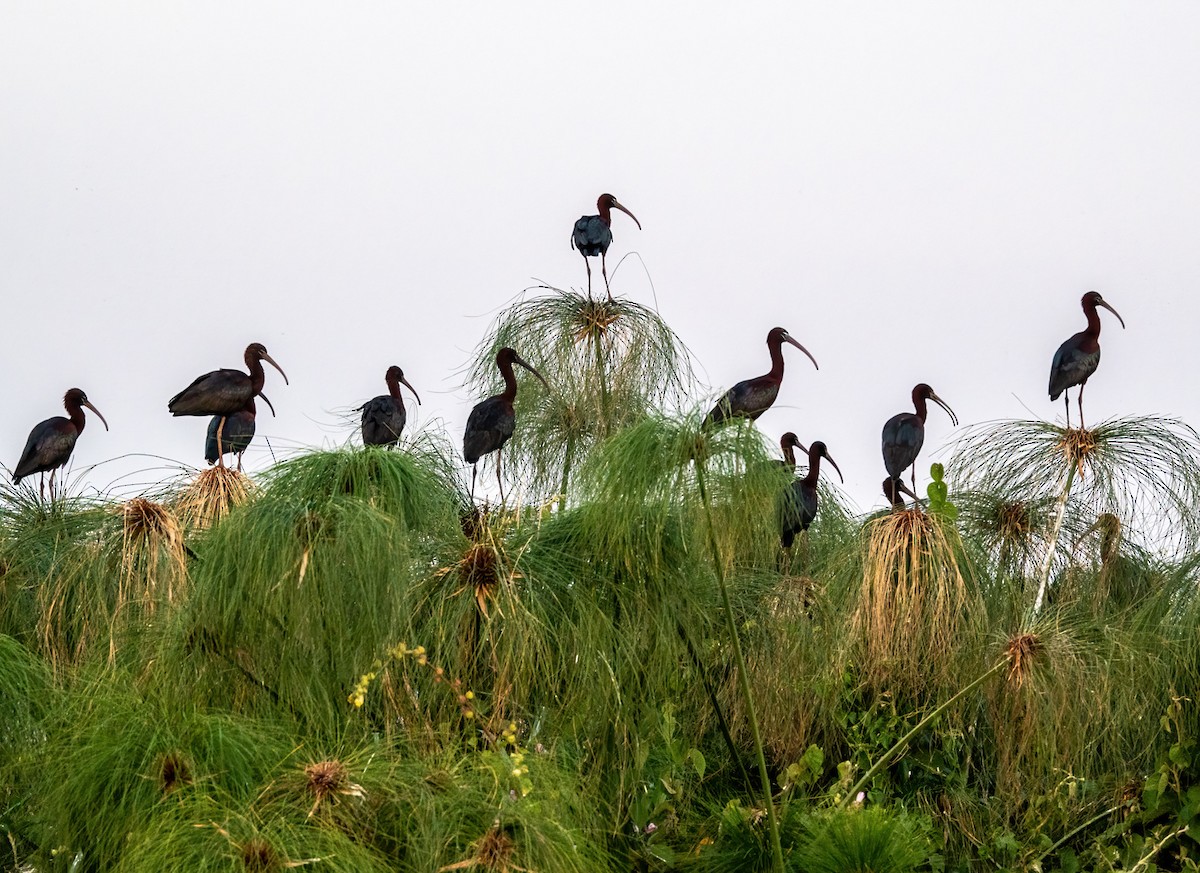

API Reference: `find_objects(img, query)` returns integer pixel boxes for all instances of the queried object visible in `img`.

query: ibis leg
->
[583,257,593,297]
[1078,382,1087,431]
[215,417,227,468]
[38,473,45,502]
[236,451,243,473]
[601,252,613,302]
[49,469,57,503]
[496,447,506,505]
[470,463,478,503]
[1064,393,1071,430]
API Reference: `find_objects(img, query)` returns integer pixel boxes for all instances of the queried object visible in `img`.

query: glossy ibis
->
[571,193,641,301]
[780,441,843,548]
[463,347,547,503]
[169,342,287,464]
[13,388,109,500]
[883,477,921,511]
[705,327,818,427]
[205,394,272,471]
[360,366,421,448]
[1049,291,1125,429]
[881,383,957,493]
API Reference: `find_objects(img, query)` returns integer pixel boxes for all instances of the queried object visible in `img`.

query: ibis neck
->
[598,203,612,226]
[767,339,786,380]
[248,358,265,394]
[387,376,403,401]
[66,400,86,433]
[912,392,929,423]
[1083,303,1102,336]
[500,362,519,401]
[803,448,822,486]
[781,443,796,468]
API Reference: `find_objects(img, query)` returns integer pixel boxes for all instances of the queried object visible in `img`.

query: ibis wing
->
[169,369,253,416]
[360,395,406,447]
[572,215,612,256]
[13,418,76,481]
[777,478,804,548]
[1049,333,1100,400]
[706,379,779,426]
[881,412,924,480]
[463,397,515,464]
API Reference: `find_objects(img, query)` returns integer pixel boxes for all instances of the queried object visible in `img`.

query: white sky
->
[3,3,1198,510]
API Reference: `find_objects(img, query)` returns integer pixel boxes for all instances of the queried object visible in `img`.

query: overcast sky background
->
[3,3,1197,512]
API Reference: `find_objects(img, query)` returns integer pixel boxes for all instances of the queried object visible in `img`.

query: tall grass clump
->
[262,433,462,531]
[465,287,696,502]
[0,483,116,669]
[847,505,987,701]
[156,442,460,733]
[392,503,576,737]
[22,676,294,872]
[174,464,254,530]
[953,416,1200,611]
[984,615,1176,823]
[0,634,56,864]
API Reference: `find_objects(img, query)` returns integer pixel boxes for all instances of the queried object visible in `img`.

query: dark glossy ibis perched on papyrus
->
[360,366,421,448]
[1048,291,1124,430]
[205,394,270,471]
[881,383,957,493]
[705,327,818,427]
[13,388,109,500]
[779,440,842,548]
[169,342,287,466]
[571,193,641,301]
[463,347,547,503]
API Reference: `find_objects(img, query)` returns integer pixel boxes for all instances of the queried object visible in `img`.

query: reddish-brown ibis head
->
[705,327,819,427]
[597,193,641,230]
[361,365,421,448]
[463,347,548,503]
[571,193,642,301]
[13,388,109,500]
[1048,291,1125,430]
[779,431,805,468]
[883,476,921,510]
[881,383,956,492]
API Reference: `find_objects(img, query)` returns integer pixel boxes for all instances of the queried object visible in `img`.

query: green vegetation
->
[4,296,1200,871]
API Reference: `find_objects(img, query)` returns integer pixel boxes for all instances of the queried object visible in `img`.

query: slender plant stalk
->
[559,430,576,510]
[591,330,611,436]
[1036,803,1125,863]
[695,459,784,873]
[838,657,1009,810]
[1129,826,1188,873]
[1034,462,1078,614]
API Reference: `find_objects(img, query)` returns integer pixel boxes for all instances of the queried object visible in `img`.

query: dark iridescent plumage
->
[570,193,641,300]
[13,388,108,499]
[361,366,420,447]
[1048,291,1124,429]
[463,347,547,503]
[881,383,957,491]
[779,440,842,549]
[706,327,818,427]
[205,400,256,470]
[169,342,287,417]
